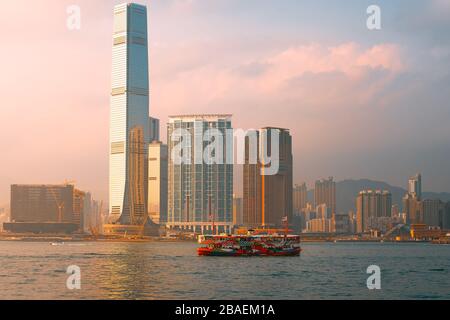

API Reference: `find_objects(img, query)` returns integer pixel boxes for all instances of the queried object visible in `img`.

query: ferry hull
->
[197,247,301,257]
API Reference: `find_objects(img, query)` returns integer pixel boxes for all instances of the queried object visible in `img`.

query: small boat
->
[197,233,301,257]
[50,242,65,246]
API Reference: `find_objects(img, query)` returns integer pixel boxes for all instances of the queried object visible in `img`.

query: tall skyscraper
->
[167,115,233,234]
[314,177,336,215]
[109,3,150,225]
[356,190,392,233]
[408,173,422,200]
[403,193,421,224]
[243,130,261,227]
[148,141,168,225]
[403,173,423,225]
[243,127,293,227]
[293,183,308,215]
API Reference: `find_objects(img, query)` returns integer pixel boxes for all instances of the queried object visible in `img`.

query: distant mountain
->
[307,179,450,214]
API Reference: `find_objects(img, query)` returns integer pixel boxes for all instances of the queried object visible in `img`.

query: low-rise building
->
[5,184,89,234]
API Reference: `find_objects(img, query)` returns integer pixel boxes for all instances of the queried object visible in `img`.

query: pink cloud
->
[152,42,405,120]
[356,44,404,73]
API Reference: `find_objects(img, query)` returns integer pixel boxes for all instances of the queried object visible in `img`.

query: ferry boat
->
[197,232,301,257]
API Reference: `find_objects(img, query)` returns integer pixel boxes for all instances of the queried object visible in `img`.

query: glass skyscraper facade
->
[109,3,149,225]
[167,115,233,234]
[243,128,293,228]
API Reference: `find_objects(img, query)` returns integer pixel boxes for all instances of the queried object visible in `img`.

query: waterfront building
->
[10,184,76,223]
[402,173,447,229]
[348,210,357,234]
[243,127,293,228]
[421,199,444,228]
[73,189,86,227]
[306,218,334,233]
[410,224,445,240]
[444,202,450,230]
[299,203,316,232]
[314,177,336,216]
[301,203,316,221]
[293,183,308,215]
[334,212,350,234]
[167,114,233,234]
[6,184,87,233]
[403,193,421,224]
[316,203,332,219]
[82,192,92,233]
[109,3,150,226]
[148,141,168,225]
[82,193,103,235]
[356,190,392,233]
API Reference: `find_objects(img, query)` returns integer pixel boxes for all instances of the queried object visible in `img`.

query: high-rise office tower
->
[243,127,293,227]
[356,190,392,233]
[167,115,233,234]
[403,173,423,225]
[243,130,261,227]
[293,183,308,215]
[314,177,336,215]
[109,3,150,225]
[408,173,422,200]
[148,141,168,225]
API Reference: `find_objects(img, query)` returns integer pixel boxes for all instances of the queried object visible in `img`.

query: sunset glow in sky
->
[1,0,449,204]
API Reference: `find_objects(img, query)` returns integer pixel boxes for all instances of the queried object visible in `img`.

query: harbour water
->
[0,241,449,300]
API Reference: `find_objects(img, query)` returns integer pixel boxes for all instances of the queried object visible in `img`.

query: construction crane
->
[49,187,64,223]
[63,179,76,186]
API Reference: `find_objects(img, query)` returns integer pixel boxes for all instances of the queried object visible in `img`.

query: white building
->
[167,114,234,234]
[148,141,168,225]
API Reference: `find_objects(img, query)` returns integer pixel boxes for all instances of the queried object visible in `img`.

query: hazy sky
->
[1,0,449,204]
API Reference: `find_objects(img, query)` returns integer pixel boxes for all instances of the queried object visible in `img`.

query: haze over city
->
[1,0,449,205]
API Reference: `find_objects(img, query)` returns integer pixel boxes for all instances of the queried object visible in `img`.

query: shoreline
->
[0,233,196,243]
[0,234,443,244]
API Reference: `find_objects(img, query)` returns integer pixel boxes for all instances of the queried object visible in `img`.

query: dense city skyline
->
[1,2,450,304]
[1,0,450,206]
